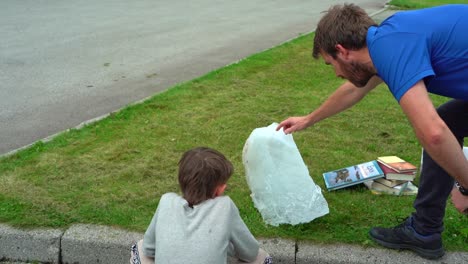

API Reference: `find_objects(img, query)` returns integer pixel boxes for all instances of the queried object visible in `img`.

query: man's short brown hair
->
[178,147,233,206]
[313,4,377,59]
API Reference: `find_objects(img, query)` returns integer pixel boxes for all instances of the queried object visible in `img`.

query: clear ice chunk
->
[242,123,329,226]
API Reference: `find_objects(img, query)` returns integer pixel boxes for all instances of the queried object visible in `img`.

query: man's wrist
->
[455,181,468,196]
[305,114,316,127]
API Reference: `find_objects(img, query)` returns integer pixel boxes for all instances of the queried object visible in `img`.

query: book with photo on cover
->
[377,156,417,173]
[323,160,385,191]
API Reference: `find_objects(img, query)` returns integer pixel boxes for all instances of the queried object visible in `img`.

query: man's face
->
[322,52,375,87]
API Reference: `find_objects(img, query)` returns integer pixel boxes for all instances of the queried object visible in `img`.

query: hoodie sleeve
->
[142,204,161,257]
[228,199,259,262]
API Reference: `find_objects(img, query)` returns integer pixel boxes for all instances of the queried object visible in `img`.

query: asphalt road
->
[0,0,388,155]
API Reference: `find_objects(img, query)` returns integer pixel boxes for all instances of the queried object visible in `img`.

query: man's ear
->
[214,184,227,197]
[335,44,349,60]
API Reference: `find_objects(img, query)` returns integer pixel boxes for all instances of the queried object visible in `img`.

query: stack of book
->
[323,149,468,195]
[364,156,418,196]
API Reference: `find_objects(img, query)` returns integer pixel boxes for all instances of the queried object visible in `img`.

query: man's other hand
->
[451,187,468,214]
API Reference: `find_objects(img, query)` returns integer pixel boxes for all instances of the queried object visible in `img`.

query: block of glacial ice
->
[242,123,329,226]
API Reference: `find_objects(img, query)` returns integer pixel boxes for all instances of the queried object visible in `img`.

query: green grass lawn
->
[389,0,468,9]
[1,0,467,252]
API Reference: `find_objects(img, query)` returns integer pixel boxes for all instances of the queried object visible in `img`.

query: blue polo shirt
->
[367,5,468,102]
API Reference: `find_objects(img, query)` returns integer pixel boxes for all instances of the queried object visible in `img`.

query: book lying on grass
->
[323,160,384,191]
[364,181,418,196]
[377,162,416,181]
[374,178,407,188]
[377,156,417,173]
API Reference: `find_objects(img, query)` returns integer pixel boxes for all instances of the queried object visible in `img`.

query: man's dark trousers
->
[413,99,468,234]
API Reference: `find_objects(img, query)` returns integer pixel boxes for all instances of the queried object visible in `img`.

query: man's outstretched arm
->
[277,76,382,134]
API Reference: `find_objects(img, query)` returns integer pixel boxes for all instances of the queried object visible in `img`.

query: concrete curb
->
[296,242,468,264]
[0,224,62,263]
[1,223,467,264]
[61,224,142,264]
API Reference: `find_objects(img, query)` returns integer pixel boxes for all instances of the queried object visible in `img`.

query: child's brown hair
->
[178,147,233,206]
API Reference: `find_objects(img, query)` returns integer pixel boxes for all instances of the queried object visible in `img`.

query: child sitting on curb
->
[130,147,272,264]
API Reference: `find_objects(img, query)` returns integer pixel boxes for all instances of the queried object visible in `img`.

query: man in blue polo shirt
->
[277,4,468,260]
